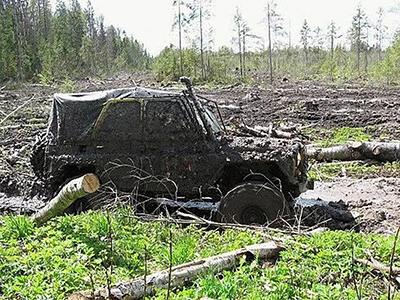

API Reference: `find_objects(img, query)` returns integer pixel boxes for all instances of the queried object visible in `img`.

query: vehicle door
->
[142,97,219,198]
[92,99,144,192]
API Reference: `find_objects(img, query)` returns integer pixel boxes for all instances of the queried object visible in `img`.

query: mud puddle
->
[301,177,400,233]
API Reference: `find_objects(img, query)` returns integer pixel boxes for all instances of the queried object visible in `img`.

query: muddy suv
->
[32,78,309,224]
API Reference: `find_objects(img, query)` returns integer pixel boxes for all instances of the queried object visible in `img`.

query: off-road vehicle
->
[32,78,309,224]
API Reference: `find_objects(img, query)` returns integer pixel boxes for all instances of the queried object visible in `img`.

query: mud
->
[302,177,400,233]
[0,75,399,232]
[0,193,44,215]
[202,81,400,140]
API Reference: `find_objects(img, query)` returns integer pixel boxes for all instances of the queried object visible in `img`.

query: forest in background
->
[0,0,150,82]
[1,0,400,85]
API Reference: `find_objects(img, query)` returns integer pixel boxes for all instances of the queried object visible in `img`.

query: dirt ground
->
[302,178,400,233]
[0,74,399,232]
[201,81,400,139]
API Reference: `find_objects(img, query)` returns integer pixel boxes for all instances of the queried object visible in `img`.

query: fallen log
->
[306,141,400,162]
[31,174,100,225]
[68,241,283,300]
[355,258,400,275]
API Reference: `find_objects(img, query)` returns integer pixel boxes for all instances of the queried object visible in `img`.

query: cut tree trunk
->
[31,174,100,225]
[306,142,400,162]
[68,241,283,300]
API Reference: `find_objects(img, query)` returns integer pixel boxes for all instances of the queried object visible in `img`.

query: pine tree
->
[0,2,18,79]
[68,0,85,72]
[350,6,369,73]
[327,21,338,80]
[300,19,311,65]
[80,0,97,74]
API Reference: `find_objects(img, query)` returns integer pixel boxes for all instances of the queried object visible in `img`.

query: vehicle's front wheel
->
[218,182,289,225]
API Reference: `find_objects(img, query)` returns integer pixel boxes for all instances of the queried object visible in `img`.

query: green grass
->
[308,161,400,181]
[0,211,399,299]
[304,127,372,148]
[303,126,400,181]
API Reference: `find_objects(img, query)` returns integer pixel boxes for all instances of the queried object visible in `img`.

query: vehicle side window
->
[144,100,194,141]
[96,100,141,141]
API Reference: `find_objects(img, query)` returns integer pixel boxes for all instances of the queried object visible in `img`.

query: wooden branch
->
[0,137,34,146]
[0,95,35,125]
[68,241,283,300]
[175,211,297,235]
[7,143,32,165]
[306,142,400,162]
[31,174,100,225]
[355,258,400,275]
[0,123,46,130]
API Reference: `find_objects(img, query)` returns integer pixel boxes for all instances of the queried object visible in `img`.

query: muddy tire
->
[218,182,288,225]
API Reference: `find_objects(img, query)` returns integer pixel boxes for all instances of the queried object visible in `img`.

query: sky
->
[51,0,400,55]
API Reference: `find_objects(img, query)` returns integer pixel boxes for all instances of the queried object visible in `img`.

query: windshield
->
[203,105,223,133]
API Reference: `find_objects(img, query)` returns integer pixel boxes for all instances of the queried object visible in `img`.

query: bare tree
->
[266,3,272,83]
[364,18,370,74]
[173,0,185,76]
[241,21,250,77]
[350,6,369,74]
[186,0,213,80]
[199,0,205,79]
[233,7,244,77]
[265,1,284,84]
[374,7,387,61]
[312,27,324,49]
[327,21,339,80]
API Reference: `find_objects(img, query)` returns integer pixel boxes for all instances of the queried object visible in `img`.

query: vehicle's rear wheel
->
[218,182,288,225]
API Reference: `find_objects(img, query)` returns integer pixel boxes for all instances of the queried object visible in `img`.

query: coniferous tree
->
[327,21,338,80]
[0,0,150,80]
[300,19,311,65]
[350,6,369,73]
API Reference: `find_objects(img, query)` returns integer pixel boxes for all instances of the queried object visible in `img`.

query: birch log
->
[306,142,400,162]
[68,241,283,300]
[32,173,100,225]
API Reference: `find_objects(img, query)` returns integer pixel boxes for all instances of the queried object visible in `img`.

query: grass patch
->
[305,127,372,147]
[166,231,400,299]
[0,211,399,299]
[0,210,263,299]
[309,161,400,181]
